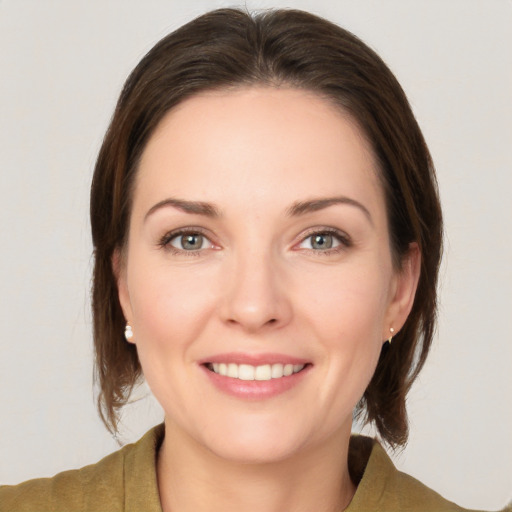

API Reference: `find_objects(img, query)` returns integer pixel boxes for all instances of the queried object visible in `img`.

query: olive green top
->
[0,425,489,512]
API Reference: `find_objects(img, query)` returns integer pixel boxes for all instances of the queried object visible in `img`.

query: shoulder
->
[0,450,123,512]
[0,442,127,512]
[0,425,164,512]
[347,435,489,512]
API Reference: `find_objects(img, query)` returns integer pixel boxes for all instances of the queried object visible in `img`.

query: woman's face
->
[117,87,418,463]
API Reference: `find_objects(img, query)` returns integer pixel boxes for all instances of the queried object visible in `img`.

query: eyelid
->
[294,227,352,252]
[157,225,351,255]
[158,226,218,254]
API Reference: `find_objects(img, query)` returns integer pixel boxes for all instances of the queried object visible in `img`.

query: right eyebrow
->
[144,198,221,222]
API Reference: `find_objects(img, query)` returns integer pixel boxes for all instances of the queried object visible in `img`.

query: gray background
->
[0,1,511,509]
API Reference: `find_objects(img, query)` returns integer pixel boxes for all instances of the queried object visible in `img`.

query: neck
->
[157,420,356,512]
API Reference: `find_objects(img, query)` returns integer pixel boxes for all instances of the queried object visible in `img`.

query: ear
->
[383,242,421,341]
[112,248,134,343]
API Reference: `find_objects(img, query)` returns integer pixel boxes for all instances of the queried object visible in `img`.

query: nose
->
[219,250,292,333]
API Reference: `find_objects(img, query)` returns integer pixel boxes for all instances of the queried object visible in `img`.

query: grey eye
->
[170,233,209,251]
[310,233,334,250]
[297,231,347,251]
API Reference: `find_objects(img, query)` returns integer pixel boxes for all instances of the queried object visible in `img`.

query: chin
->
[194,415,314,465]
[207,436,302,465]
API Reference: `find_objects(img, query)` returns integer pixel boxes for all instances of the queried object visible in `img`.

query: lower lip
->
[200,365,311,399]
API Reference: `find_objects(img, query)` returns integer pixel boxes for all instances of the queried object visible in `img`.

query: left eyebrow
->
[286,196,373,225]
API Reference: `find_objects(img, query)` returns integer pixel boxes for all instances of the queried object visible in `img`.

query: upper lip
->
[199,352,310,366]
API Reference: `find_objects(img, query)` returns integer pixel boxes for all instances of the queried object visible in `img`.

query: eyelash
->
[296,228,352,255]
[158,227,352,256]
[158,228,214,257]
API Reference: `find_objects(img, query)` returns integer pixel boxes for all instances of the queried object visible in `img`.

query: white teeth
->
[209,362,305,381]
[255,364,271,381]
[227,363,238,378]
[238,364,255,381]
[271,363,284,378]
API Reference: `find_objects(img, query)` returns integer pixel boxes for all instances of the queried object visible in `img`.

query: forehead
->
[134,87,384,218]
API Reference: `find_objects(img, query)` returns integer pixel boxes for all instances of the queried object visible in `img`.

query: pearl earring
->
[124,324,133,342]
[388,327,395,344]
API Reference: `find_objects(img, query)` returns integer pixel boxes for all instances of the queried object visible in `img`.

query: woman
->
[0,7,504,512]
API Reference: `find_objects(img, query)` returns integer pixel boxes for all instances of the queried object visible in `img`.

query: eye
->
[300,233,340,250]
[297,229,350,252]
[160,229,215,253]
[170,233,211,251]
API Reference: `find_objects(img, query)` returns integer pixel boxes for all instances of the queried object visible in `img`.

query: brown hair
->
[90,8,442,447]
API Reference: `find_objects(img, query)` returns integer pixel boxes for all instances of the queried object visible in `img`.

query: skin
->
[116,87,420,512]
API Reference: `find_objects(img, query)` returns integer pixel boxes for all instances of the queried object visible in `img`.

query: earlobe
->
[124,323,134,342]
[384,243,421,339]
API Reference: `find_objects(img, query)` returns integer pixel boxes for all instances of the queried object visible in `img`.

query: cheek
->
[298,260,391,341]
[127,259,217,355]
[124,261,219,413]
[297,260,390,398]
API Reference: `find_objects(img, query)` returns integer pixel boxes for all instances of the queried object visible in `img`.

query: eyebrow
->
[144,198,220,221]
[144,195,372,224]
[286,196,373,224]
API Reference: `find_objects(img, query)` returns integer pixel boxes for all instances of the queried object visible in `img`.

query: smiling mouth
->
[205,362,307,381]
